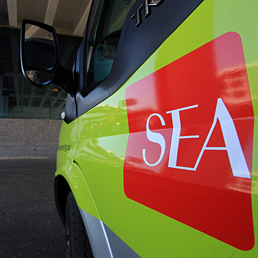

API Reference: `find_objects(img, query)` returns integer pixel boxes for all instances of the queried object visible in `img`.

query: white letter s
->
[143,113,166,166]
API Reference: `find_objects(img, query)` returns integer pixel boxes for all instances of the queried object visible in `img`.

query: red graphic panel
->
[124,32,254,250]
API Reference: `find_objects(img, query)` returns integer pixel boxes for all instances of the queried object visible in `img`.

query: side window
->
[87,0,135,91]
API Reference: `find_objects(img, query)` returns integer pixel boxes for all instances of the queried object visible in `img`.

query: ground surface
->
[0,150,65,257]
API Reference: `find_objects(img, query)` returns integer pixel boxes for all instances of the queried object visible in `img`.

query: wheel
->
[65,192,94,258]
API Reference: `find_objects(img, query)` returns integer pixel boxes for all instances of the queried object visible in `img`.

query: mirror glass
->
[23,24,56,85]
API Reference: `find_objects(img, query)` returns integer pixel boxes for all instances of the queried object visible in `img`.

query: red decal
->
[124,32,254,250]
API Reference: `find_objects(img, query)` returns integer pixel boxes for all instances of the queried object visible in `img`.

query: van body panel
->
[54,0,258,256]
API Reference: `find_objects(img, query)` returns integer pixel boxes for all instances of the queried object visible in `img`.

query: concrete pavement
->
[0,148,66,257]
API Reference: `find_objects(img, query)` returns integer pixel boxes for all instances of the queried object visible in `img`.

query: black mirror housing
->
[20,19,75,96]
[20,19,59,87]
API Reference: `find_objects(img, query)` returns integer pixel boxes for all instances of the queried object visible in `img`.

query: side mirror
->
[20,20,59,87]
[20,20,75,96]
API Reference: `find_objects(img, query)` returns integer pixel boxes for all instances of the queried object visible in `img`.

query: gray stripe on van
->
[79,208,140,258]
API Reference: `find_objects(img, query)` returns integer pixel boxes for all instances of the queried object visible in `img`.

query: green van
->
[20,0,258,257]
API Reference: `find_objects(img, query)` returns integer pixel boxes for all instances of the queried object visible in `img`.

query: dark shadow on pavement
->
[0,155,65,257]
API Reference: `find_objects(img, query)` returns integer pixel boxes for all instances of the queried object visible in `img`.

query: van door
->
[72,0,204,257]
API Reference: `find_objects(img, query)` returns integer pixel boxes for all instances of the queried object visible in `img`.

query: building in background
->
[0,0,91,149]
[0,27,82,120]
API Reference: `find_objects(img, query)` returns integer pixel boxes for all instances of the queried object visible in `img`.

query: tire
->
[65,192,94,258]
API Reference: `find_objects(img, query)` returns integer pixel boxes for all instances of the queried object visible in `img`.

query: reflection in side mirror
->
[20,20,59,87]
[24,38,55,69]
[20,19,75,96]
[25,70,54,85]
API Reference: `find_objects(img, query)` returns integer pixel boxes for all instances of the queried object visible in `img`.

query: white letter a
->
[195,98,251,178]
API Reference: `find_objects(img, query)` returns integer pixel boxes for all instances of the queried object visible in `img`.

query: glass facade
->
[0,27,81,119]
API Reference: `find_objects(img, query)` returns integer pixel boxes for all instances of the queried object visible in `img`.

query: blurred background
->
[0,0,92,148]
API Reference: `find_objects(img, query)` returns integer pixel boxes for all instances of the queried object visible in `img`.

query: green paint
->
[55,0,258,256]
